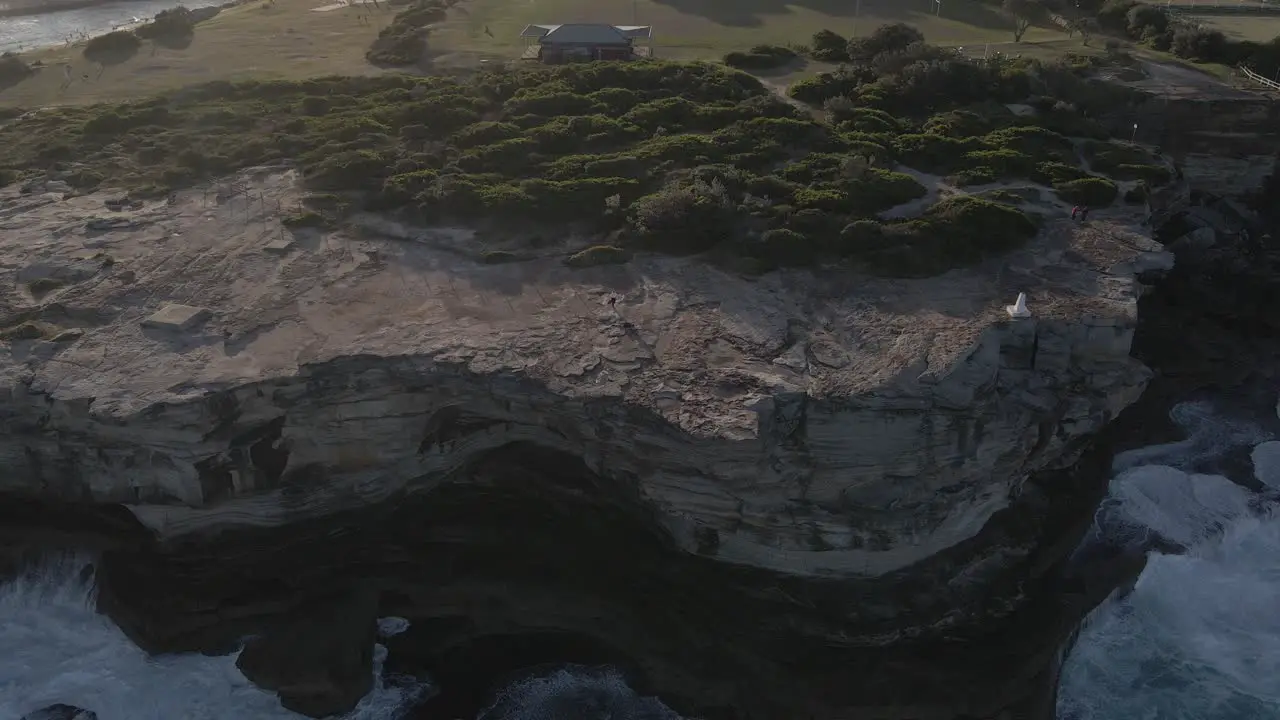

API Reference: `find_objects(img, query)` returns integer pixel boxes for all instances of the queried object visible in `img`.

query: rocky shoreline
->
[0,165,1171,718]
[0,0,224,20]
[2,101,1278,719]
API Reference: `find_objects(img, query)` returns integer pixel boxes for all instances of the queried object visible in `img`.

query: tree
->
[82,30,141,77]
[847,22,925,63]
[136,7,196,51]
[1001,0,1040,42]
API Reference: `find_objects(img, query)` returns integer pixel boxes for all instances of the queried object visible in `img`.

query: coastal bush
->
[136,6,196,49]
[367,0,450,66]
[281,211,327,228]
[1054,177,1118,207]
[862,196,1037,276]
[0,52,35,90]
[847,23,925,63]
[628,178,735,254]
[810,29,850,62]
[835,219,888,255]
[0,43,1144,277]
[481,250,521,264]
[893,133,985,174]
[757,228,815,266]
[83,31,142,68]
[565,245,631,267]
[723,45,797,70]
[1031,161,1089,186]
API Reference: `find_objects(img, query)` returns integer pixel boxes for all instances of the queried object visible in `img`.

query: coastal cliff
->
[0,170,1168,718]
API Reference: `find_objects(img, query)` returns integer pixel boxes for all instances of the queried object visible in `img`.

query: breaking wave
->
[1058,400,1280,720]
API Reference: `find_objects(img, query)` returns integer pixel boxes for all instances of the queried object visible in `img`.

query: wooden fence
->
[1240,64,1280,90]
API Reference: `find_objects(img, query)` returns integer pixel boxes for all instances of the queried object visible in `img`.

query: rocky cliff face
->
[0,171,1168,719]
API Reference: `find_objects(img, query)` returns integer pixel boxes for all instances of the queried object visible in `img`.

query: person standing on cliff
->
[1071,205,1080,220]
[1080,206,1090,222]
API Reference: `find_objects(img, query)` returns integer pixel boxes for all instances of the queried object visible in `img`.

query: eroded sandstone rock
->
[0,171,1165,580]
[235,588,378,717]
[0,171,1172,720]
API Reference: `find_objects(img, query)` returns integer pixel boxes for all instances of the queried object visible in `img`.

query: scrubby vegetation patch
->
[0,22,1155,278]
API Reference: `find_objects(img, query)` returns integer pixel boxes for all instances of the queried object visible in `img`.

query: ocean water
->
[1058,400,1280,720]
[0,0,220,54]
[0,553,430,719]
[0,553,682,720]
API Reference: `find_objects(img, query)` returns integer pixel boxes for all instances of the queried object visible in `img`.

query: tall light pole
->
[1131,122,1138,142]
[853,0,861,37]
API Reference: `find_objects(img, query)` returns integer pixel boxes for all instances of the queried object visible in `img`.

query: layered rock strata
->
[0,171,1168,718]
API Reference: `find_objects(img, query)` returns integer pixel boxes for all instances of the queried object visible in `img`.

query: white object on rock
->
[1006,292,1031,319]
[142,303,211,332]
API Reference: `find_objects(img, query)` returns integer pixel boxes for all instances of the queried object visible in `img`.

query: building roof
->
[520,24,653,44]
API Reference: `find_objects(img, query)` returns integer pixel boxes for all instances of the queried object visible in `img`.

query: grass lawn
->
[0,0,1083,108]
[1188,14,1280,43]
[0,0,393,108]
[431,0,1066,59]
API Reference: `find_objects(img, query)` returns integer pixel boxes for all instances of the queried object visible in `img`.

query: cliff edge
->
[0,169,1164,579]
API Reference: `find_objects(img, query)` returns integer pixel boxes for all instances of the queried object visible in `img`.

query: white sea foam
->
[0,555,427,720]
[1059,402,1280,720]
[476,666,682,720]
[0,558,678,720]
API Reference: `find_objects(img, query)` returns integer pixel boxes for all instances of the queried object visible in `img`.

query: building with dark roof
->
[519,23,654,63]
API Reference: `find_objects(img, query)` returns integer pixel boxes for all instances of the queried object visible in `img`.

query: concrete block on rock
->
[142,304,211,332]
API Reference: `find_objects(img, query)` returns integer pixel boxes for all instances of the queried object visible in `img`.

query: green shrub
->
[922,110,995,138]
[451,121,521,148]
[1030,161,1087,186]
[1083,141,1167,185]
[0,52,36,89]
[984,126,1074,163]
[723,45,797,70]
[367,0,447,66]
[860,196,1036,276]
[964,148,1035,178]
[83,30,142,66]
[844,107,900,134]
[789,71,862,105]
[565,244,632,268]
[628,179,735,255]
[282,211,327,228]
[1054,177,1118,207]
[303,149,391,191]
[846,168,927,213]
[950,167,1000,186]
[894,133,985,174]
[135,6,196,49]
[810,29,850,62]
[481,249,520,264]
[757,227,815,266]
[794,187,849,212]
[835,219,889,255]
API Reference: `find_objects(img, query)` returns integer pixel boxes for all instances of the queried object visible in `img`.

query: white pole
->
[1131,122,1138,141]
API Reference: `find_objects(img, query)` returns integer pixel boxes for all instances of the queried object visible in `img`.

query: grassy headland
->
[0,23,1170,277]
